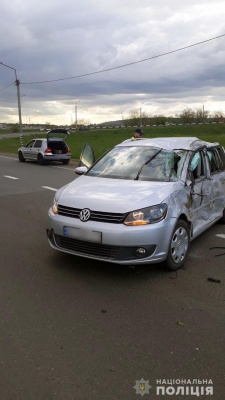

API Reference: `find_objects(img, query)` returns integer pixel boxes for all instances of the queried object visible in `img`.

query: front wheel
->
[165,220,190,271]
[18,151,25,162]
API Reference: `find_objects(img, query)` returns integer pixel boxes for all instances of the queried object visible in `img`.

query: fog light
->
[135,247,147,256]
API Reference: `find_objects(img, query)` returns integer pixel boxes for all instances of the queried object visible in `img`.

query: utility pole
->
[15,77,23,143]
[0,61,23,145]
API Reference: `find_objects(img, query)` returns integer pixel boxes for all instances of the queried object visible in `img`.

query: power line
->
[0,81,15,92]
[21,33,225,85]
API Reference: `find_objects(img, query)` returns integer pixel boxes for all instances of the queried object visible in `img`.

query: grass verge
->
[0,124,225,160]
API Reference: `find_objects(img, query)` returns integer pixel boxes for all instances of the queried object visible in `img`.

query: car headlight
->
[52,198,58,214]
[124,204,167,226]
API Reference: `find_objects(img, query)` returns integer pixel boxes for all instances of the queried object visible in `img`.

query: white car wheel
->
[165,220,190,271]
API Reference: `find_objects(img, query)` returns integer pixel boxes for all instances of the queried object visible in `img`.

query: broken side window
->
[189,151,206,180]
[207,147,225,174]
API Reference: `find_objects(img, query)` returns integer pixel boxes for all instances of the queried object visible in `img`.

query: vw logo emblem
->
[79,208,91,222]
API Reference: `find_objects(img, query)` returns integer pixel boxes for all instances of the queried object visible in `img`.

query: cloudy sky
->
[0,0,225,125]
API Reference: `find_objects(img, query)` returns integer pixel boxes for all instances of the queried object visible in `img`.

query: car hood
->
[58,176,182,213]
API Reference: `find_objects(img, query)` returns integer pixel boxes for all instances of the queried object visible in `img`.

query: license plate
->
[56,150,62,154]
[63,226,102,243]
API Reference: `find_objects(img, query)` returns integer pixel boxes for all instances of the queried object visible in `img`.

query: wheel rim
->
[170,226,189,264]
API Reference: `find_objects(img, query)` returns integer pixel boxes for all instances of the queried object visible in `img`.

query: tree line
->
[123,107,225,126]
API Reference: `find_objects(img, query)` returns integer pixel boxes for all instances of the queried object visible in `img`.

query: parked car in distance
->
[47,137,225,270]
[78,126,90,131]
[18,128,71,165]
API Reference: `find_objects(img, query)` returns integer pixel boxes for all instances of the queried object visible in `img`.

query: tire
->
[62,159,70,165]
[37,153,45,165]
[18,151,25,162]
[165,220,190,271]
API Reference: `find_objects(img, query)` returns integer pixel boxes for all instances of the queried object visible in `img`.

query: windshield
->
[87,146,188,181]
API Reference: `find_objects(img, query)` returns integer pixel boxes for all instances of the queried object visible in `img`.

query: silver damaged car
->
[47,137,225,270]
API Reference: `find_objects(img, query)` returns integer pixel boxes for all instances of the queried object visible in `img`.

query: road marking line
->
[42,186,57,191]
[0,156,17,160]
[0,155,75,169]
[216,234,225,239]
[51,165,75,171]
[4,175,18,179]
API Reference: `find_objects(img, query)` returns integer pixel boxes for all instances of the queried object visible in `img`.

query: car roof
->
[120,137,219,151]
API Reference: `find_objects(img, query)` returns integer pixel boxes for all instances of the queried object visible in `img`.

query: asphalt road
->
[0,155,225,400]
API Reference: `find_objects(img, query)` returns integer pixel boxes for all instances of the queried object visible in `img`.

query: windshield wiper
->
[134,148,163,180]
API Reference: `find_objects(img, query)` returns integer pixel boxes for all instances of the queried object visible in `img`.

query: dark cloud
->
[0,0,225,124]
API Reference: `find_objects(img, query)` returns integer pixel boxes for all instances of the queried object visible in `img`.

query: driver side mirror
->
[75,166,88,175]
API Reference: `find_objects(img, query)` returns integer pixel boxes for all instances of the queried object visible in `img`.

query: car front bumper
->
[47,209,176,265]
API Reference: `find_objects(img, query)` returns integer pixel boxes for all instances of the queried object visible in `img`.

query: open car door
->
[79,143,95,168]
[47,128,70,141]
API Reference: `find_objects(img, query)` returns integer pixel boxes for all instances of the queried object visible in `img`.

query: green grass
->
[0,124,225,160]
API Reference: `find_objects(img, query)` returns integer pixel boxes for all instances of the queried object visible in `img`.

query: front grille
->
[54,234,120,259]
[58,205,127,224]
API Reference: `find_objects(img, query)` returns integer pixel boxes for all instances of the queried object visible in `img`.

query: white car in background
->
[47,137,225,270]
[18,128,71,165]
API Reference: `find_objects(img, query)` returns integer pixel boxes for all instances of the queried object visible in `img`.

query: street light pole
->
[203,99,206,124]
[0,61,23,145]
[75,100,80,130]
